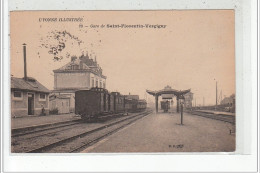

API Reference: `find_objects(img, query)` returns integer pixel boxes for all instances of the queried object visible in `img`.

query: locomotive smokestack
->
[23,43,27,81]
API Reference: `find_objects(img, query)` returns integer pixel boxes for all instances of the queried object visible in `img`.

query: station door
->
[60,99,70,114]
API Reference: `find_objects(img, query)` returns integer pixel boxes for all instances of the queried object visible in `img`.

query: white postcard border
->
[2,0,258,172]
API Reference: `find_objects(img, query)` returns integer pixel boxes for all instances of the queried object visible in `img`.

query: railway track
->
[12,113,127,141]
[12,120,82,138]
[189,110,235,124]
[12,110,152,153]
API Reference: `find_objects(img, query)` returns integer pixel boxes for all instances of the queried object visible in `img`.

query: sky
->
[10,10,235,106]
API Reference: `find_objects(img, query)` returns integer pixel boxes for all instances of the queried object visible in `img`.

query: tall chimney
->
[23,43,27,80]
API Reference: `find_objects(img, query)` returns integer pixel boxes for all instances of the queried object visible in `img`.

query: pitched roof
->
[53,56,106,79]
[54,58,90,71]
[11,77,50,93]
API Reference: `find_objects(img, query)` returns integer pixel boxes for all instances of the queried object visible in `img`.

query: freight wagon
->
[75,87,147,120]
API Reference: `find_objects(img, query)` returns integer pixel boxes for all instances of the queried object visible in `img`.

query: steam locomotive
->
[75,87,147,120]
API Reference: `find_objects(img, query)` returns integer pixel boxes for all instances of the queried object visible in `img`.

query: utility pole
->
[181,103,183,125]
[220,90,222,104]
[216,81,218,106]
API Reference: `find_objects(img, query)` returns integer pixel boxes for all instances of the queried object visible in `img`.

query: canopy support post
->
[155,95,158,113]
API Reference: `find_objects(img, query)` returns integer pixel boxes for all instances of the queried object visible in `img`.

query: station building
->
[220,94,235,113]
[52,53,107,112]
[220,94,235,105]
[11,77,50,117]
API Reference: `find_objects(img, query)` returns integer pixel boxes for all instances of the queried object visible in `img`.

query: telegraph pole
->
[216,81,218,106]
[220,90,222,104]
[181,103,183,125]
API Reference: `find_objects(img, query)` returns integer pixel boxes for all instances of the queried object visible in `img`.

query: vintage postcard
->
[10,10,235,153]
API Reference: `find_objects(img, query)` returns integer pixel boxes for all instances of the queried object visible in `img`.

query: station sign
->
[162,94,174,99]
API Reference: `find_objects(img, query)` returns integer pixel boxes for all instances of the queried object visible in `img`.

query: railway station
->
[7,8,259,173]
[11,44,236,153]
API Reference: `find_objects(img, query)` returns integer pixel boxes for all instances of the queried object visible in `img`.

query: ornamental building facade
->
[52,53,107,112]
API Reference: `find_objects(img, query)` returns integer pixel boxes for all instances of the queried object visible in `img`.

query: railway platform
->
[82,111,235,152]
[11,113,81,130]
[194,110,235,116]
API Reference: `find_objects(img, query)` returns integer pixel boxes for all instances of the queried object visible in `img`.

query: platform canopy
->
[146,85,191,113]
[146,85,190,97]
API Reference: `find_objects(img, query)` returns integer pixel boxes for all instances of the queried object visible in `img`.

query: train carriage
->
[111,92,125,113]
[75,88,109,120]
[91,87,110,112]
[137,99,147,111]
[125,99,138,112]
[109,93,114,112]
[75,87,147,121]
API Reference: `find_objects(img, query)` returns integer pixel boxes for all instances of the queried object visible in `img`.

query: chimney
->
[79,61,83,69]
[23,43,27,80]
[86,51,89,59]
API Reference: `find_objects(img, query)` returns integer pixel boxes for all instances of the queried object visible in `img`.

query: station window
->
[14,91,22,98]
[100,81,102,88]
[39,93,46,101]
[96,80,98,87]
[40,94,46,99]
[103,82,106,89]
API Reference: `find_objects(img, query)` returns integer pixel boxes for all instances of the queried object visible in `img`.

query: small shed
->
[49,94,70,114]
[11,77,50,117]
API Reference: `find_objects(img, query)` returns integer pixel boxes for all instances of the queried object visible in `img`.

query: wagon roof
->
[11,77,50,93]
[138,99,147,103]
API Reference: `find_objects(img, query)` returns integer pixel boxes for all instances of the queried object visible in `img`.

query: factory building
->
[52,53,107,112]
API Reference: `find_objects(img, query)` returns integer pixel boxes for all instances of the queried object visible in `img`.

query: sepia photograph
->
[10,10,236,153]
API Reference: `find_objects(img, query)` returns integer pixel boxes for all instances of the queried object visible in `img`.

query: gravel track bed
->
[12,123,85,143]
[12,121,82,137]
[45,113,149,153]
[11,111,150,153]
